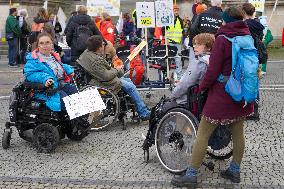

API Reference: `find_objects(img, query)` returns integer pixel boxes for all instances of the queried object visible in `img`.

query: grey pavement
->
[0,61,283,188]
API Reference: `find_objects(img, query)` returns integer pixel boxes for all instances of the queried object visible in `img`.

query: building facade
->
[0,0,283,39]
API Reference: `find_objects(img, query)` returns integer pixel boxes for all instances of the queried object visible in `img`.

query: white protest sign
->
[87,0,120,16]
[136,2,156,28]
[249,0,265,13]
[63,87,106,120]
[155,0,174,27]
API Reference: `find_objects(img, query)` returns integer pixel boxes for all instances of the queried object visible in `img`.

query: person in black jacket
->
[18,9,30,64]
[189,0,223,46]
[66,5,102,65]
[242,2,266,121]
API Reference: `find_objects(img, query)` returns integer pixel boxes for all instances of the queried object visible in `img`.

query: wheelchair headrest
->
[152,45,178,57]
[116,46,131,58]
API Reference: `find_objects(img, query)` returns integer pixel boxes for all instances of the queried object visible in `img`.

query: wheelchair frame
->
[142,85,233,173]
[2,80,90,153]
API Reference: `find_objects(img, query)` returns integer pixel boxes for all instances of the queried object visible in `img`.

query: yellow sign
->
[249,0,265,12]
[140,18,153,26]
[127,41,147,61]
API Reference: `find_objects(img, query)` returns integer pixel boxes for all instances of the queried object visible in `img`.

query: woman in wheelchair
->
[169,33,214,105]
[23,32,90,137]
[77,35,150,120]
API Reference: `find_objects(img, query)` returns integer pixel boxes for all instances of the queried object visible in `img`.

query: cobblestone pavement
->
[0,62,283,188]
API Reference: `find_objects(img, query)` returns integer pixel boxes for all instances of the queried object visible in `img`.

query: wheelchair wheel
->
[80,86,119,131]
[207,125,233,160]
[155,108,198,174]
[67,116,90,141]
[33,123,60,153]
[2,130,11,149]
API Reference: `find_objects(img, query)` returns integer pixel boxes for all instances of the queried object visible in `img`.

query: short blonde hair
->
[193,33,215,51]
[78,5,88,14]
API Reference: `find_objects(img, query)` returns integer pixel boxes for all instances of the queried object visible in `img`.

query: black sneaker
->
[8,64,18,68]
[247,114,260,121]
[220,169,240,183]
[140,113,150,121]
[171,174,197,187]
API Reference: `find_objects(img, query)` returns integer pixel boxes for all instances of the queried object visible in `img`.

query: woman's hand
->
[45,79,54,87]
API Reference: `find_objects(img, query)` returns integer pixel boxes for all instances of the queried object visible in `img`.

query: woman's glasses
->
[38,41,53,47]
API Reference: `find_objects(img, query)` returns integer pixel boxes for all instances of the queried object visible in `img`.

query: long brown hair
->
[37,8,49,20]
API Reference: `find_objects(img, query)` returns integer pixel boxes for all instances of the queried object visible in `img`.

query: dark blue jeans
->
[60,84,78,111]
[8,38,18,66]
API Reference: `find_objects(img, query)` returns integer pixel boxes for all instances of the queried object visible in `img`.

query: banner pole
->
[165,28,170,80]
[268,0,278,25]
[145,27,149,80]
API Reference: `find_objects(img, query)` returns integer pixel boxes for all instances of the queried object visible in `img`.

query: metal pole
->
[268,0,278,25]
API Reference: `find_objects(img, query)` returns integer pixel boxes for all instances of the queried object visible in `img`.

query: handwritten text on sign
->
[136,2,155,28]
[155,0,174,27]
[248,0,265,12]
[63,87,106,120]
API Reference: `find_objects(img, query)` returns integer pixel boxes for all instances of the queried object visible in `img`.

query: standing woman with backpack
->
[171,7,254,187]
[66,5,102,65]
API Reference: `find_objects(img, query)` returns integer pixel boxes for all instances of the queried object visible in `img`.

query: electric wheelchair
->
[142,85,233,174]
[74,65,141,131]
[2,80,90,153]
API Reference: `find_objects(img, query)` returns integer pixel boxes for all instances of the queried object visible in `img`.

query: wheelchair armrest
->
[23,81,46,90]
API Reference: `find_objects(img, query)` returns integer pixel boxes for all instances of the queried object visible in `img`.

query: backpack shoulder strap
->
[219,35,234,42]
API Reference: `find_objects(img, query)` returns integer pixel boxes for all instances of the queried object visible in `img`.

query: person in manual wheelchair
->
[77,35,151,121]
[6,32,90,152]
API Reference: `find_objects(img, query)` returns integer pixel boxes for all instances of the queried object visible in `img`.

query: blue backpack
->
[217,35,259,103]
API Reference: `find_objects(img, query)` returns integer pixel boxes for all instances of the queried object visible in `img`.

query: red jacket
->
[200,21,253,125]
[100,20,115,45]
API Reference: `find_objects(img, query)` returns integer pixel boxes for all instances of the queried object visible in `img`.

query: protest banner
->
[127,40,147,61]
[155,0,174,27]
[136,2,156,28]
[86,0,120,16]
[63,88,106,120]
[248,0,265,13]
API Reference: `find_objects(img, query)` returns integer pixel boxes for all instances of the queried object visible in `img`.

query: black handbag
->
[6,32,14,41]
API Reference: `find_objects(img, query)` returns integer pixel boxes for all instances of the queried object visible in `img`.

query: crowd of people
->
[4,0,274,186]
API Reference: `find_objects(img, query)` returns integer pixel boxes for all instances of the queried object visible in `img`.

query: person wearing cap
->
[166,4,184,80]
[171,6,253,187]
[190,0,223,46]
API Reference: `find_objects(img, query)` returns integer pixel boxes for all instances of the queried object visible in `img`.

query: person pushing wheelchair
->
[77,35,151,121]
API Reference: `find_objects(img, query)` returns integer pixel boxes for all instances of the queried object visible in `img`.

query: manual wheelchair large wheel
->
[33,123,60,153]
[207,125,233,160]
[155,108,198,174]
[80,85,119,131]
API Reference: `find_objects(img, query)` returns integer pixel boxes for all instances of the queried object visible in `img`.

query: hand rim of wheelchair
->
[155,109,198,174]
[80,85,119,131]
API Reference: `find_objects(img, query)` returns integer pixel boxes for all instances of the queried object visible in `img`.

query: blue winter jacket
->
[24,51,74,112]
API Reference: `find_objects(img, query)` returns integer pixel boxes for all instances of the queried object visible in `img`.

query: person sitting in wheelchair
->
[77,35,151,121]
[169,33,215,105]
[24,32,90,131]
